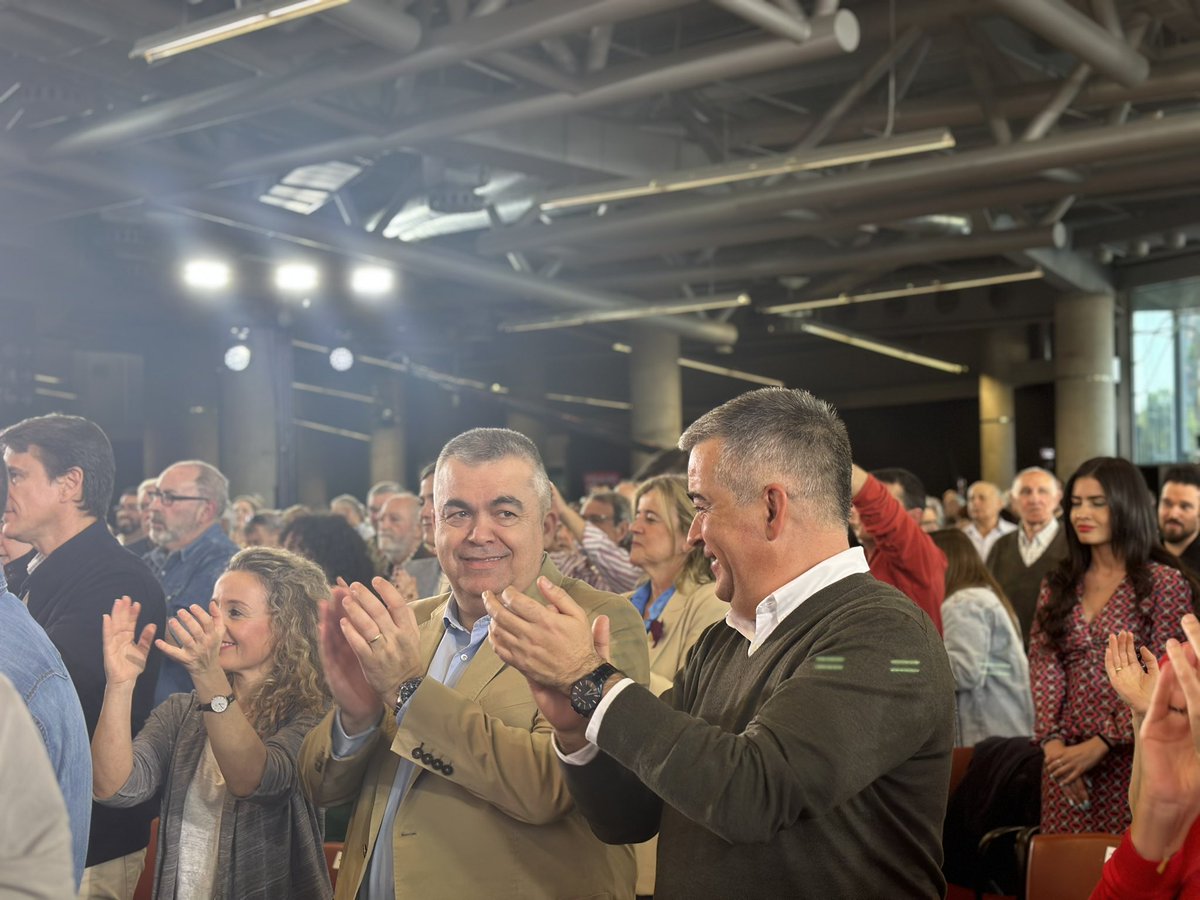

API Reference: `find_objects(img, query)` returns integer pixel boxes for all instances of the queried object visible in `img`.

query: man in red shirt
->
[850,465,947,634]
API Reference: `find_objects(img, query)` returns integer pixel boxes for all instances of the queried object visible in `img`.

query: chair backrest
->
[1025,832,1123,900]
[949,746,974,797]
[324,841,344,891]
[132,818,158,900]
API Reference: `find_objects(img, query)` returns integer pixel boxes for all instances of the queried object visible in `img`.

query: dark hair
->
[280,514,381,586]
[930,529,1019,629]
[584,489,632,527]
[0,414,114,519]
[1163,465,1200,491]
[1037,457,1200,652]
[872,468,926,512]
[632,447,689,482]
[419,461,436,482]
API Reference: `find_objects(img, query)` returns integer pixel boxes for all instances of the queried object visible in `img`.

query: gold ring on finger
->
[369,633,384,645]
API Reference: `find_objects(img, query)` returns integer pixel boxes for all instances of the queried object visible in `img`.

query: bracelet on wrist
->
[1097,733,1114,751]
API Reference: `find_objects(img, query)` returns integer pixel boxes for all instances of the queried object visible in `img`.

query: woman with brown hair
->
[92,547,332,900]
[931,528,1033,746]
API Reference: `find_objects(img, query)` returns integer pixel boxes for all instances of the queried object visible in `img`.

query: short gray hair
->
[1012,466,1061,494]
[436,428,552,516]
[367,481,403,501]
[679,387,852,528]
[168,460,230,517]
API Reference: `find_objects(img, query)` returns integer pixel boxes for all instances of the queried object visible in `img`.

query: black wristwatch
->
[198,694,235,713]
[394,677,423,714]
[569,663,621,718]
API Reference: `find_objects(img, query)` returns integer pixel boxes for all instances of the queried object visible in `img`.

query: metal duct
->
[223,13,861,180]
[587,225,1066,291]
[44,0,699,159]
[165,194,738,345]
[711,0,812,42]
[990,0,1149,88]
[323,0,421,53]
[477,111,1200,255]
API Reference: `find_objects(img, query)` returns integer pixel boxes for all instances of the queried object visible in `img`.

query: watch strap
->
[394,677,424,714]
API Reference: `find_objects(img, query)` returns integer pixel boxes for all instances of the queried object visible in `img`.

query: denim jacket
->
[942,586,1035,747]
[0,578,92,885]
[150,523,238,704]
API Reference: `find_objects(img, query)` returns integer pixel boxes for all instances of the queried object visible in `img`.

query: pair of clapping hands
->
[101,597,228,686]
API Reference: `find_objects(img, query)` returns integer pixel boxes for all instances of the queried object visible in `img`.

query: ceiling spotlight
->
[329,347,355,372]
[182,259,231,290]
[350,266,394,295]
[224,344,252,372]
[275,262,318,292]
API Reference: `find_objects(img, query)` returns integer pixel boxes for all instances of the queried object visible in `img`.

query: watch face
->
[570,678,603,716]
[209,695,229,713]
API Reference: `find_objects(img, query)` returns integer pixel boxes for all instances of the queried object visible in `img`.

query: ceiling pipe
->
[477,111,1200,255]
[710,0,812,42]
[989,0,1149,88]
[42,0,698,160]
[731,57,1200,148]
[223,13,861,180]
[164,193,738,345]
[322,0,421,53]
[556,153,1200,266]
[587,225,1065,291]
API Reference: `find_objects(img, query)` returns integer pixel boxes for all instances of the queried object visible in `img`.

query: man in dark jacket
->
[1,413,165,899]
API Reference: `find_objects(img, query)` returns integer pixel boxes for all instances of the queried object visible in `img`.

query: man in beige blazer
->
[300,428,649,900]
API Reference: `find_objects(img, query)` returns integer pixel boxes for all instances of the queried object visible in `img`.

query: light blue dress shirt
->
[331,599,491,900]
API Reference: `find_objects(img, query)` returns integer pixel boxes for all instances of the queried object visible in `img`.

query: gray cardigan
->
[101,693,331,900]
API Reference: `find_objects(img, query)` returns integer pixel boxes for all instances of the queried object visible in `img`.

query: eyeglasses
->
[145,489,209,507]
[583,514,613,525]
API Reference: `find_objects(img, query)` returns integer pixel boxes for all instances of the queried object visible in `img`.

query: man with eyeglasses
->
[0,414,165,899]
[145,459,238,704]
[551,486,641,593]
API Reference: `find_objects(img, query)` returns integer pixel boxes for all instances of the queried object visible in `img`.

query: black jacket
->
[21,519,167,867]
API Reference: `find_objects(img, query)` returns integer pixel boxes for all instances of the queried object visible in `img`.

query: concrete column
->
[1055,292,1116,479]
[370,376,407,488]
[630,325,682,475]
[219,329,288,504]
[979,329,1022,487]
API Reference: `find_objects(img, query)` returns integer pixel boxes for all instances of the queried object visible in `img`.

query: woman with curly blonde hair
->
[92,547,332,900]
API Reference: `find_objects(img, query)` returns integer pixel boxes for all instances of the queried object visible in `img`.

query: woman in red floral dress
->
[1030,457,1199,834]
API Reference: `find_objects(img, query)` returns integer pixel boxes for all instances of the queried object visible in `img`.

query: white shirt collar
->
[725,546,871,656]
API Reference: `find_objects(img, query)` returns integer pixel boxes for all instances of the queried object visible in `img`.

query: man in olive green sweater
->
[487,387,955,899]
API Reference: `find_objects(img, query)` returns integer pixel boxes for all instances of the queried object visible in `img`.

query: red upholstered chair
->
[324,841,345,891]
[1025,832,1122,900]
[132,818,158,900]
[949,746,974,797]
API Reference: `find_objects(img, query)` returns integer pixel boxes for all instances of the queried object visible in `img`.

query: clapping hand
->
[102,596,157,686]
[156,602,225,678]
[1107,630,1159,716]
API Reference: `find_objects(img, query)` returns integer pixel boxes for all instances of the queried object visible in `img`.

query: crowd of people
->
[4,392,1200,898]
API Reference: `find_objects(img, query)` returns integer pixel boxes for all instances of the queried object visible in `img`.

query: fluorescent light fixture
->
[538,129,955,212]
[329,347,355,372]
[501,293,750,333]
[224,344,252,372]
[763,268,1045,313]
[350,266,395,295]
[275,263,319,292]
[545,393,632,411]
[797,321,968,374]
[182,259,231,290]
[132,0,351,63]
[610,343,784,387]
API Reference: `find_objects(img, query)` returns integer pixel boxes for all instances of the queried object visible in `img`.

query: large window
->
[1132,278,1200,464]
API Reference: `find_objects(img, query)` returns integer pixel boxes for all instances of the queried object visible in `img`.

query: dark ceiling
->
[1,0,1199,464]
